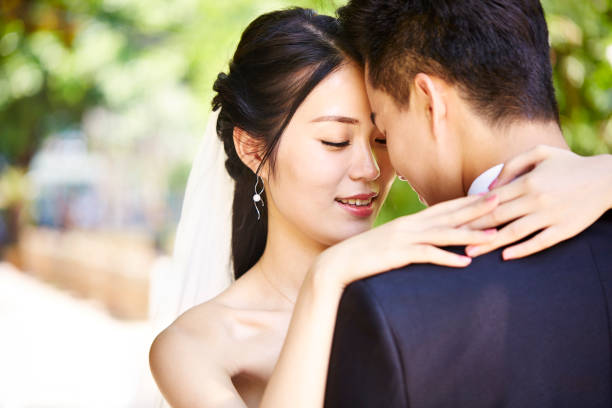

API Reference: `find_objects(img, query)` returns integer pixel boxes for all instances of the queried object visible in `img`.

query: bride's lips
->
[335,192,379,218]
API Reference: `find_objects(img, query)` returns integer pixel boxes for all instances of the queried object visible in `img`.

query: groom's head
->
[339,0,561,204]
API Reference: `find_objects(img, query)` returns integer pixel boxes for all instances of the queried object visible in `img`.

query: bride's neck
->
[254,205,328,308]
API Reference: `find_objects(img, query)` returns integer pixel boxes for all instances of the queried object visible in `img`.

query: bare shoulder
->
[149,272,288,407]
[164,299,235,355]
[149,299,245,408]
[152,299,233,361]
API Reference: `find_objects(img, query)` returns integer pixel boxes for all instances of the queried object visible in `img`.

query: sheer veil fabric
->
[152,109,234,335]
[133,109,235,407]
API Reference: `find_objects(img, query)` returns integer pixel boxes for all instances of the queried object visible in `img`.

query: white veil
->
[131,109,235,408]
[151,109,234,333]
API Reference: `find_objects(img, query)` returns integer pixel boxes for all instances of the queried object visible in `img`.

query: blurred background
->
[0,0,610,407]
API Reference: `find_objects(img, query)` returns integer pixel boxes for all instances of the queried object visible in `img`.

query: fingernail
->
[485,194,497,202]
[465,247,477,257]
[484,228,497,234]
[477,192,487,197]
[488,178,498,190]
[502,249,513,260]
[460,255,472,263]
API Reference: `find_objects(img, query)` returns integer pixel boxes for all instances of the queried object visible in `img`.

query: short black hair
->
[338,0,560,126]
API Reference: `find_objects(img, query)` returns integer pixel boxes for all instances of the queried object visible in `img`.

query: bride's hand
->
[465,145,612,260]
[264,190,498,408]
[310,194,500,292]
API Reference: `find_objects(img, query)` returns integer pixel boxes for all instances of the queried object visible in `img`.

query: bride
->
[149,8,612,408]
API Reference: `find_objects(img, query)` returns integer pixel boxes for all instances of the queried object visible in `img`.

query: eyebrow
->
[311,115,360,125]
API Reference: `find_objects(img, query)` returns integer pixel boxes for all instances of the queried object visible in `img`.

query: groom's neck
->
[460,119,569,194]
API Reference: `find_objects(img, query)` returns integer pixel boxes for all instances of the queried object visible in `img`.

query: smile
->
[336,197,374,206]
[334,193,378,217]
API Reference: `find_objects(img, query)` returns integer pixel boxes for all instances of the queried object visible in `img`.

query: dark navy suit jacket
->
[325,211,612,408]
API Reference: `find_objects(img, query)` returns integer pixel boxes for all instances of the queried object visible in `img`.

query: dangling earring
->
[253,174,265,220]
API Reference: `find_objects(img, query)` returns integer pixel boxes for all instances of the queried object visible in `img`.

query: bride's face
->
[264,63,395,246]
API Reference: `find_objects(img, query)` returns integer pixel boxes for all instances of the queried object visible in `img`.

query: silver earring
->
[398,175,408,182]
[253,175,265,220]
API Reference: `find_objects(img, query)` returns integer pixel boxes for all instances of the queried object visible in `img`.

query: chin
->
[313,224,368,247]
[307,208,378,247]
[335,220,375,240]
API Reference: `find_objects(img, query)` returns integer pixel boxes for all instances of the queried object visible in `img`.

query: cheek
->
[387,120,428,178]
[269,140,345,221]
[387,133,415,178]
[268,139,379,246]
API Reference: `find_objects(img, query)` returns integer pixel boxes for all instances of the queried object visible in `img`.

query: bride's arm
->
[465,146,612,259]
[260,194,500,407]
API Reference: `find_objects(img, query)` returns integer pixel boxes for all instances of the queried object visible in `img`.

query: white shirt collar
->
[467,164,504,196]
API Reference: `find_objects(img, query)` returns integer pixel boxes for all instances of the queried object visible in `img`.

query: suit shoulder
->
[355,249,506,304]
[361,212,612,300]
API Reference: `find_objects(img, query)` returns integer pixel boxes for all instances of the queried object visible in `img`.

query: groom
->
[325,0,612,407]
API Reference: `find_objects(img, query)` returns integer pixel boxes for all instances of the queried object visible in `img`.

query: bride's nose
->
[349,141,380,181]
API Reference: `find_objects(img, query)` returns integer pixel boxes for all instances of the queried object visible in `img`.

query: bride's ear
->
[233,127,265,175]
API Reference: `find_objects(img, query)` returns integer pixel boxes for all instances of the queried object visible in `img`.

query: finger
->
[465,214,549,257]
[493,145,551,188]
[405,245,472,268]
[418,227,497,247]
[419,194,482,218]
[502,226,567,260]
[436,194,499,227]
[465,195,534,230]
[355,243,471,281]
[478,172,534,208]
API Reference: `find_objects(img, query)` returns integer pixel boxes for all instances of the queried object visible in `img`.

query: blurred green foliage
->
[542,0,612,155]
[0,0,341,166]
[0,0,610,223]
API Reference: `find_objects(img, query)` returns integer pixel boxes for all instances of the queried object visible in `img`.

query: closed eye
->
[322,140,350,147]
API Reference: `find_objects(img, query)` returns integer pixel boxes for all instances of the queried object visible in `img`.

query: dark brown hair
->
[338,0,560,126]
[212,8,357,279]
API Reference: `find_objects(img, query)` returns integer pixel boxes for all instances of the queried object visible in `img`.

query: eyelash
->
[321,139,387,148]
[322,140,350,147]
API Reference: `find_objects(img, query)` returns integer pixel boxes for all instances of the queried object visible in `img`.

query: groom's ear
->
[413,73,448,140]
[233,127,265,175]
